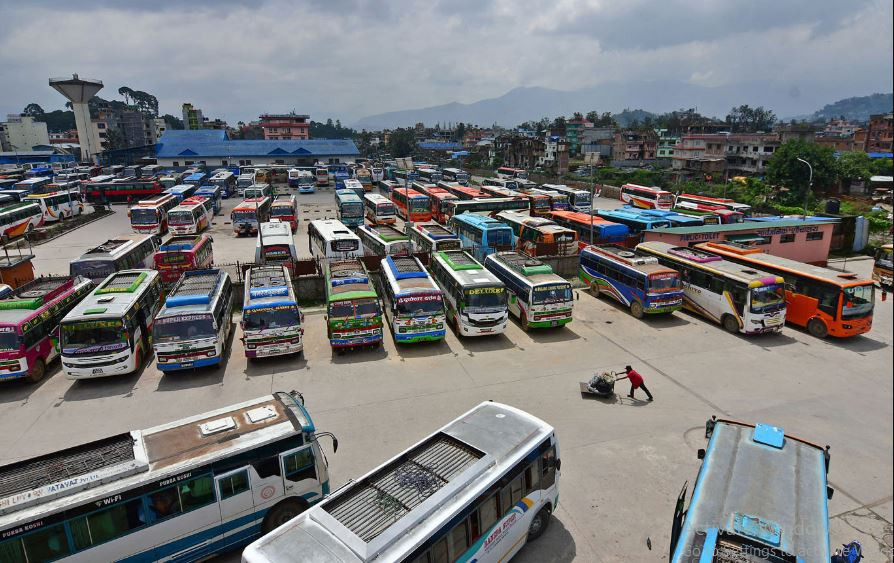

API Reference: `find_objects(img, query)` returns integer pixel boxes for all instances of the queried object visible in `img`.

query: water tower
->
[49,74,103,163]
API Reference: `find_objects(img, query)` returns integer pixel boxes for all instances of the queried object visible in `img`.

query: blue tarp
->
[156,130,359,158]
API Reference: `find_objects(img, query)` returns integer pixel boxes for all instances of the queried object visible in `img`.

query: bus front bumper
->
[245,341,303,358]
[157,356,221,371]
[527,316,573,329]
[394,329,446,343]
[63,356,136,379]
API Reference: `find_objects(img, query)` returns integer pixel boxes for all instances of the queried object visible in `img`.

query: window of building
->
[806,231,824,241]
[754,236,771,246]
[185,161,193,166]
[780,233,796,243]
[173,161,179,167]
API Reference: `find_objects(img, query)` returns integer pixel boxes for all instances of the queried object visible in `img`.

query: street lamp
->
[796,157,812,220]
[589,182,595,245]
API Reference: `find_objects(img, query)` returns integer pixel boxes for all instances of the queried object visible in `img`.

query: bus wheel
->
[629,300,644,319]
[1,234,9,245]
[262,499,307,533]
[808,318,829,339]
[721,314,740,334]
[28,359,46,383]
[527,505,551,541]
[520,311,530,332]
[27,223,35,233]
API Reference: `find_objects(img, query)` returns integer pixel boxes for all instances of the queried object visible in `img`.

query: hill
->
[810,93,892,122]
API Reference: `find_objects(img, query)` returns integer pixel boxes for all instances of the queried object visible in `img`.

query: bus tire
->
[520,311,530,332]
[28,359,46,384]
[262,498,308,534]
[1,234,9,245]
[629,300,644,319]
[721,314,740,334]
[27,223,35,233]
[808,318,829,339]
[527,505,551,541]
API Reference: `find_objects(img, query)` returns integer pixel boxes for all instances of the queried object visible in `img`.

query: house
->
[259,113,310,140]
[611,129,658,167]
[864,113,893,153]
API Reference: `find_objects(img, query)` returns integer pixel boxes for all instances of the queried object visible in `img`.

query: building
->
[823,119,859,137]
[182,103,205,130]
[611,129,657,167]
[724,134,780,177]
[0,114,50,151]
[864,113,893,154]
[87,109,155,154]
[580,127,615,160]
[0,148,77,166]
[154,129,359,168]
[655,129,679,160]
[151,118,167,142]
[565,118,591,157]
[49,129,79,144]
[774,122,817,143]
[672,133,780,180]
[815,135,857,153]
[259,113,310,140]
[540,136,569,174]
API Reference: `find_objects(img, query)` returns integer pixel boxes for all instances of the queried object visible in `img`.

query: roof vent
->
[200,416,236,436]
[752,423,785,449]
[246,406,278,424]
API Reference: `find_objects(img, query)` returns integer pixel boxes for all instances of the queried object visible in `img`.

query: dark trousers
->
[629,383,653,400]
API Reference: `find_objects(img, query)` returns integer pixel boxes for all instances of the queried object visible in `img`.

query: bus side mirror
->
[697,448,706,460]
[827,486,834,500]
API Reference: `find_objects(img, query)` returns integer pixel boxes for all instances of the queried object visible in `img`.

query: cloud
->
[0,0,890,126]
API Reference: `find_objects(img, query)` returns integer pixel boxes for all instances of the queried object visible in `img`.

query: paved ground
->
[5,190,892,562]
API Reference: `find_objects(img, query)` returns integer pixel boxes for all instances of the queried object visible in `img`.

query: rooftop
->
[649,218,837,235]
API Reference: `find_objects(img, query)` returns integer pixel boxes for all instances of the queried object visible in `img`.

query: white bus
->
[637,241,788,334]
[408,222,462,254]
[357,224,413,257]
[25,189,86,223]
[441,167,471,185]
[69,234,159,282]
[0,391,336,562]
[481,177,520,192]
[244,401,559,563]
[153,269,234,371]
[430,250,509,337]
[484,252,573,330]
[307,219,363,261]
[0,202,44,243]
[242,266,305,358]
[60,269,163,379]
[210,170,236,198]
[541,183,591,212]
[363,192,397,225]
[256,221,298,272]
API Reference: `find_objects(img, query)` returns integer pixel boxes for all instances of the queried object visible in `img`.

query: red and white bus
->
[0,276,94,383]
[167,196,213,235]
[153,234,214,283]
[232,197,272,236]
[496,166,529,180]
[436,181,490,200]
[673,201,745,224]
[82,179,164,204]
[427,188,460,224]
[270,195,299,232]
[391,188,432,222]
[675,193,752,217]
[129,194,179,235]
[620,183,674,210]
[315,166,330,187]
[0,202,44,243]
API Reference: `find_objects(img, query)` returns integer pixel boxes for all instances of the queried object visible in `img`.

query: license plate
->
[92,368,103,374]
[181,362,192,368]
[551,321,558,327]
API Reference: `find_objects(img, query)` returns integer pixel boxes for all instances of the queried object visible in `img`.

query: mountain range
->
[351,81,893,130]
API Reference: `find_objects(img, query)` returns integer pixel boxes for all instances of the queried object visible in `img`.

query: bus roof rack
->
[166,269,222,307]
[498,251,553,276]
[439,250,480,270]
[85,238,129,255]
[248,266,290,299]
[387,256,427,280]
[96,271,148,294]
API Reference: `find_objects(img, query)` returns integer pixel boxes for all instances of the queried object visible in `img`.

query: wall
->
[1,116,50,151]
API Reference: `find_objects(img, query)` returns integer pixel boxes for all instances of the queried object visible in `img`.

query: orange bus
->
[495,210,578,256]
[436,182,490,200]
[696,241,874,338]
[154,234,214,283]
[391,187,431,222]
[427,188,460,223]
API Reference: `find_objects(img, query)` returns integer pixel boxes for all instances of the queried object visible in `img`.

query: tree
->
[726,105,776,133]
[22,103,45,117]
[387,128,416,158]
[118,86,133,105]
[455,122,466,142]
[766,139,838,205]
[836,151,874,189]
[162,114,184,130]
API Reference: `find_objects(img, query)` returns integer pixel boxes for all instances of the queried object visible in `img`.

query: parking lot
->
[3,190,892,561]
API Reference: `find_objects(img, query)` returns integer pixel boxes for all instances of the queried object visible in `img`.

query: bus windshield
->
[410,199,429,212]
[62,319,127,354]
[750,284,786,313]
[157,252,188,265]
[0,329,21,351]
[657,194,674,206]
[330,298,380,318]
[243,306,300,331]
[168,210,195,226]
[649,273,681,291]
[263,245,293,262]
[377,203,396,215]
[396,295,443,316]
[342,202,363,215]
[232,210,257,221]
[842,285,874,319]
[271,206,293,217]
[464,287,507,310]
[70,260,114,281]
[130,208,158,224]
[532,283,572,304]
[153,314,215,342]
[489,229,513,246]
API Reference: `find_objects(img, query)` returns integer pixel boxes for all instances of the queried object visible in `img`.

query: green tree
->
[836,151,874,189]
[766,139,838,205]
[387,128,416,158]
[162,114,184,130]
[455,122,466,142]
[22,103,45,117]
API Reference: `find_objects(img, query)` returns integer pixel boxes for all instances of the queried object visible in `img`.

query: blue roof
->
[418,141,462,150]
[156,130,359,158]
[867,152,893,159]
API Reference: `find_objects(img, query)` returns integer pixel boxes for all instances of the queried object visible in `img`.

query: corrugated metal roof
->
[418,142,462,150]
[649,218,837,235]
[156,130,359,158]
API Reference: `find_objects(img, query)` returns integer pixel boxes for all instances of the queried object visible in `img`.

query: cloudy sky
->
[1,0,891,125]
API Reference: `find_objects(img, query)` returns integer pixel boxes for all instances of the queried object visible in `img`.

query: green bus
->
[324,259,384,350]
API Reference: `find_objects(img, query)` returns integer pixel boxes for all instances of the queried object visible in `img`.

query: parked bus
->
[375,179,397,198]
[308,219,363,260]
[270,194,299,231]
[237,172,255,194]
[379,255,446,343]
[40,179,81,195]
[23,167,53,179]
[164,183,198,202]
[430,250,509,337]
[154,234,214,283]
[130,194,179,235]
[495,210,578,257]
[595,208,671,234]
[183,171,207,186]
[484,252,573,330]
[637,241,787,334]
[323,259,384,350]
[547,210,629,246]
[620,183,674,210]
[256,221,298,272]
[23,189,84,224]
[338,179,364,198]
[579,245,684,318]
[416,167,442,184]
[408,222,462,254]
[241,266,304,358]
[670,418,831,563]
[208,170,235,198]
[0,391,335,562]
[481,177,521,192]
[671,206,722,225]
[391,187,432,222]
[621,206,705,227]
[83,179,164,204]
[12,177,51,194]
[675,193,752,217]
[315,166,330,186]
[328,164,351,188]
[123,165,143,178]
[449,213,514,262]
[159,171,185,190]
[354,167,374,190]
[529,188,570,211]
[60,269,163,378]
[441,167,470,185]
[153,269,233,371]
[357,224,413,256]
[541,183,591,212]
[335,189,364,228]
[244,183,274,200]
[69,235,159,282]
[140,164,163,178]
[438,181,490,200]
[195,185,223,214]
[496,166,529,180]
[873,243,893,288]
[244,401,558,563]
[696,241,875,338]
[425,187,460,223]
[295,170,316,193]
[0,276,93,383]
[232,197,272,236]
[363,192,396,225]
[167,196,213,235]
[477,183,524,200]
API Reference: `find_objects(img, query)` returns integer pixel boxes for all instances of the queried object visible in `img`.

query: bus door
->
[279,444,321,501]
[215,467,256,540]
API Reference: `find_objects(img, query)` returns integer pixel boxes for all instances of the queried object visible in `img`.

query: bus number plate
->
[92,368,103,374]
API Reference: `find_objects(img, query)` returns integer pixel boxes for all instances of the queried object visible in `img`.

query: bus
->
[244,184,275,200]
[167,196,214,235]
[621,206,705,227]
[84,179,164,204]
[270,195,298,232]
[195,185,223,214]
[481,177,520,192]
[696,241,875,338]
[494,211,578,257]
[40,179,81,195]
[164,184,198,203]
[0,276,94,383]
[335,189,364,228]
[355,167,374,190]
[673,201,744,224]
[23,189,83,224]
[295,170,316,194]
[620,183,674,210]
[23,167,53,179]
[441,167,470,185]
[669,418,831,563]
[477,183,524,200]
[357,224,413,257]
[377,179,399,198]
[12,177,51,194]
[637,241,787,335]
[241,266,304,358]
[425,188,460,223]
[315,166,330,186]
[154,234,214,283]
[548,210,629,246]
[595,208,671,234]
[69,235,159,282]
[438,181,490,200]
[60,269,163,378]
[541,184,591,212]
[237,172,255,194]
[873,243,892,288]
[485,252,573,330]
[364,193,396,225]
[129,195,178,235]
[159,171,185,190]
[340,179,365,198]
[140,164,163,178]
[416,167,442,184]
[183,171,207,186]
[409,222,462,254]
[449,213,515,262]
[232,197,272,236]
[0,391,335,562]
[671,207,722,225]
[529,188,570,211]
[256,221,298,272]
[153,269,233,371]
[579,245,683,318]
[675,193,752,217]
[328,164,351,188]
[123,165,144,178]
[324,259,384,350]
[244,401,558,563]
[209,170,236,198]
[445,198,531,220]
[392,188,432,222]
[379,255,446,343]
[496,166,529,180]
[308,219,363,260]
[430,250,509,337]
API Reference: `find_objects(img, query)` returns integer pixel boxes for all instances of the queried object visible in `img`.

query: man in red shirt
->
[619,365,653,401]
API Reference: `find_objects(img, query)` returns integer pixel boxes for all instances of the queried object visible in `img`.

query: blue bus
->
[183,172,207,186]
[594,208,671,234]
[670,418,832,562]
[195,185,222,214]
[622,206,705,227]
[164,184,198,202]
[328,164,351,189]
[579,245,683,318]
[448,213,515,262]
[334,189,364,228]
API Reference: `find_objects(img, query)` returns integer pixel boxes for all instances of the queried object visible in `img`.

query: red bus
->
[675,193,752,217]
[524,192,552,217]
[83,179,164,204]
[271,195,299,232]
[436,181,490,200]
[620,183,674,210]
[0,276,94,383]
[427,188,460,224]
[673,200,744,224]
[391,188,432,222]
[496,166,529,180]
[153,234,214,283]
[232,197,272,236]
[129,194,179,235]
